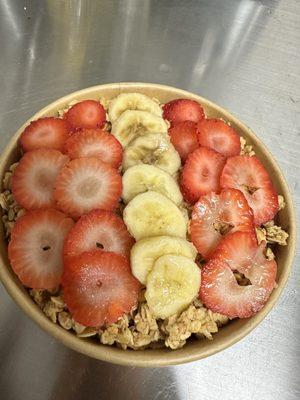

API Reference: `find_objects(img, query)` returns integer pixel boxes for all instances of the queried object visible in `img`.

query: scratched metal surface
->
[0,0,299,399]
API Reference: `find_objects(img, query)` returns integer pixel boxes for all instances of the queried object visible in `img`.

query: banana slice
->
[108,93,162,122]
[123,191,187,240]
[111,110,168,147]
[131,236,197,284]
[122,133,181,175]
[122,164,182,205]
[145,254,201,318]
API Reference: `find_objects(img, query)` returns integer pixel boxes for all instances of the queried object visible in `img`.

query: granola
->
[162,301,229,349]
[255,221,289,246]
[240,136,255,156]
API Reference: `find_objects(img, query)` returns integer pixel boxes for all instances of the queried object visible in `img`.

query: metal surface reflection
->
[0,1,299,399]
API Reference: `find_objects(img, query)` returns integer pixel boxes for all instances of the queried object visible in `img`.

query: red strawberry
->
[64,128,122,168]
[20,117,71,152]
[220,155,279,225]
[8,209,74,290]
[12,149,69,210]
[168,121,199,162]
[63,209,134,260]
[62,250,140,327]
[197,118,241,157]
[212,231,265,272]
[200,232,277,318]
[190,189,254,258]
[181,147,226,203]
[163,99,205,125]
[54,157,122,219]
[64,100,106,130]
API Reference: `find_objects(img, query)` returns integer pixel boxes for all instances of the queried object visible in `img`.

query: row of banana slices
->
[109,93,181,174]
[108,93,201,319]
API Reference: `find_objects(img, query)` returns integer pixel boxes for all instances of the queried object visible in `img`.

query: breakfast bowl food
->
[0,83,296,367]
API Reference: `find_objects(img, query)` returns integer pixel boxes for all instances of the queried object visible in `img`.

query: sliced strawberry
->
[12,149,69,210]
[64,100,106,130]
[62,250,140,327]
[163,99,205,125]
[64,128,122,168]
[200,232,277,318]
[8,209,74,290]
[63,209,134,260]
[20,117,71,152]
[220,155,279,225]
[168,121,199,162]
[54,157,122,219]
[213,231,266,272]
[191,189,254,259]
[197,118,241,157]
[181,147,226,203]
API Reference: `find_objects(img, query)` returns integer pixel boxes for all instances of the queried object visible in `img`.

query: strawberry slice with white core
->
[168,121,199,162]
[62,250,141,327]
[191,188,254,258]
[54,157,122,219]
[200,231,277,318]
[12,149,69,210]
[63,209,134,260]
[64,128,123,168]
[181,147,226,203]
[197,118,241,157]
[20,117,71,152]
[163,99,205,125]
[64,100,106,130]
[220,155,279,225]
[8,209,74,290]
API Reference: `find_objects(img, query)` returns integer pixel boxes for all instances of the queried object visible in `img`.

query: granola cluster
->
[161,299,228,349]
[100,299,229,350]
[240,136,255,156]
[255,220,289,247]
[29,288,229,350]
[0,163,25,240]
[30,289,98,337]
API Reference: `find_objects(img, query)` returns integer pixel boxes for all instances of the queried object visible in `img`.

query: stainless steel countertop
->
[0,1,299,399]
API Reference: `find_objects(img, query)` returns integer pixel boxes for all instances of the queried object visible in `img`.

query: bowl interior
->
[0,83,296,367]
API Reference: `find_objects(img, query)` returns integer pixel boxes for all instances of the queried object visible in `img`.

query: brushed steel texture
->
[0,1,299,399]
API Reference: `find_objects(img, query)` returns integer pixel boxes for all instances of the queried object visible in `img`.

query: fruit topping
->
[62,250,140,327]
[122,133,181,175]
[131,236,197,284]
[12,149,69,210]
[54,157,122,219]
[197,118,241,157]
[8,209,74,290]
[168,121,199,162]
[190,188,254,258]
[220,155,279,225]
[123,191,187,240]
[63,209,134,260]
[181,147,226,203]
[122,164,182,205]
[108,92,162,122]
[163,99,205,125]
[145,254,201,318]
[63,128,123,168]
[111,110,168,148]
[200,231,277,318]
[20,117,70,152]
[64,100,106,130]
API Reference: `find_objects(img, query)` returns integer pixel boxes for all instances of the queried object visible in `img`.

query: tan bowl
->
[0,83,296,367]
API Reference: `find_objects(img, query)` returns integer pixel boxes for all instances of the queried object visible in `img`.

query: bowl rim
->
[0,82,296,367]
